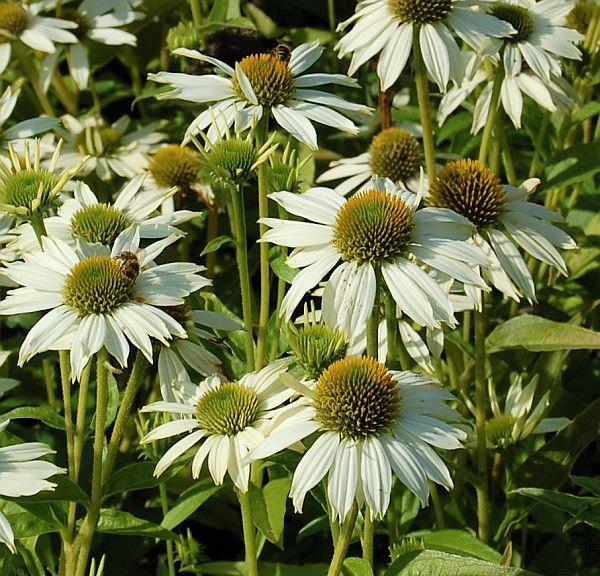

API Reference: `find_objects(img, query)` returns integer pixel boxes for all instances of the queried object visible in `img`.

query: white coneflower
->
[140,360,295,492]
[157,303,242,403]
[428,158,576,301]
[250,356,465,520]
[261,177,489,333]
[336,0,515,91]
[0,227,210,379]
[41,0,143,89]
[149,41,371,149]
[483,376,570,448]
[438,51,576,131]
[317,126,423,196]
[0,419,65,553]
[53,115,165,181]
[10,174,199,254]
[0,139,86,222]
[0,1,77,74]
[482,0,584,83]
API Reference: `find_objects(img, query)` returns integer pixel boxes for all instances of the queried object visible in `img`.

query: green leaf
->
[3,510,58,538]
[161,478,223,530]
[409,529,502,563]
[571,101,600,123]
[571,475,600,496]
[250,477,291,548]
[197,562,328,576]
[545,142,600,189]
[201,235,234,256]
[244,3,283,38]
[8,476,89,506]
[269,246,297,283]
[209,0,241,21]
[385,550,540,575]
[103,462,161,498]
[486,315,600,352]
[343,557,374,576]
[95,509,176,540]
[0,406,65,430]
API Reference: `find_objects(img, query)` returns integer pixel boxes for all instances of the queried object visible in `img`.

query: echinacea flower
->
[149,41,371,149]
[0,419,65,552]
[157,302,242,403]
[317,126,423,195]
[0,227,210,379]
[484,376,569,448]
[428,158,576,301]
[0,139,86,222]
[481,0,584,83]
[0,83,59,152]
[262,177,489,333]
[140,360,295,492]
[250,356,465,520]
[0,1,77,74]
[42,0,143,89]
[53,114,165,181]
[336,0,515,91]
[438,51,576,131]
[11,174,199,256]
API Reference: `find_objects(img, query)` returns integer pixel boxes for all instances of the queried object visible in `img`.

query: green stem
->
[73,363,91,481]
[189,0,202,25]
[255,114,271,370]
[384,290,411,370]
[362,511,374,566]
[205,207,219,279]
[429,482,445,528]
[528,114,550,178]
[73,349,110,576]
[474,293,489,542]
[497,118,516,184]
[159,483,176,576]
[43,358,57,410]
[378,83,393,131]
[229,185,256,371]
[237,489,259,576]
[327,0,336,33]
[29,213,47,247]
[51,71,78,115]
[478,65,505,166]
[366,269,381,358]
[327,504,358,576]
[15,46,55,117]
[412,29,436,182]
[102,353,147,482]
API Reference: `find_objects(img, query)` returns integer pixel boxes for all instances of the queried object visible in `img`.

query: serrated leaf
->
[2,510,57,539]
[161,478,223,530]
[486,315,600,352]
[95,509,176,540]
[385,550,540,575]
[201,235,234,256]
[0,406,65,430]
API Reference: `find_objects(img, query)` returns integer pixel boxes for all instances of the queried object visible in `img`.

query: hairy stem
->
[327,504,358,576]
[238,489,259,576]
[478,65,505,166]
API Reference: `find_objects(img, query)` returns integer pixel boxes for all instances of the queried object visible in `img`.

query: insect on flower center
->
[389,0,453,24]
[314,356,400,439]
[75,126,122,157]
[149,145,199,189]
[232,54,295,106]
[0,3,28,42]
[369,127,421,183]
[61,8,90,39]
[288,323,348,380]
[334,189,413,264]
[489,2,535,42]
[196,382,260,436]
[70,204,132,246]
[428,158,505,230]
[62,255,135,316]
[0,170,59,213]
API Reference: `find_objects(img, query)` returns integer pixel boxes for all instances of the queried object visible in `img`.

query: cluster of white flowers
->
[0,0,583,566]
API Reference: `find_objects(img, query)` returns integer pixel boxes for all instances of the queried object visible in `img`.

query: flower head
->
[336,0,515,91]
[149,41,371,149]
[0,2,77,75]
[0,227,210,379]
[262,177,488,332]
[0,419,65,552]
[250,357,465,520]
[140,360,295,492]
[428,159,576,301]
